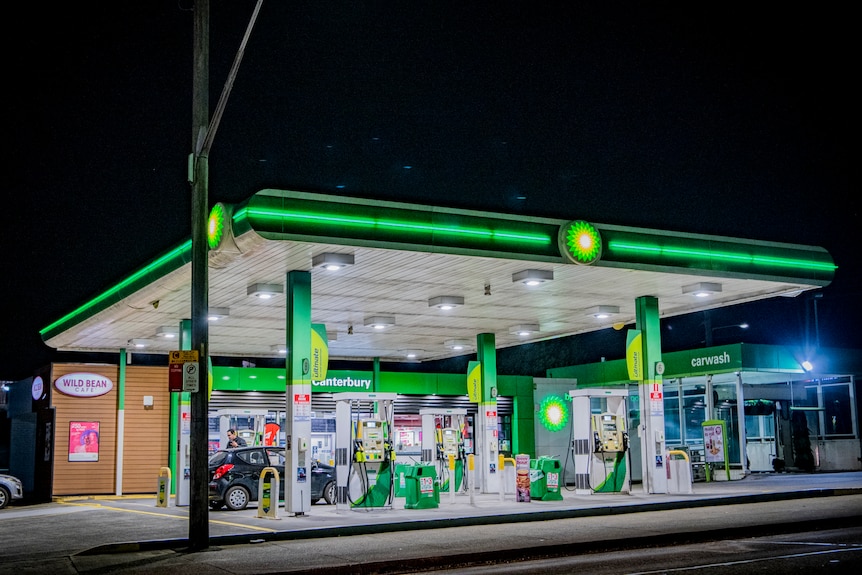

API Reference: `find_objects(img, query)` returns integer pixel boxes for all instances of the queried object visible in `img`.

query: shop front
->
[4,362,533,498]
[545,343,861,480]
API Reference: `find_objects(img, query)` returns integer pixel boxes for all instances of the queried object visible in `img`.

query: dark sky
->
[4,2,857,380]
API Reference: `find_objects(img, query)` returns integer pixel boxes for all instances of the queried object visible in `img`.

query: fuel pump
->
[215,408,269,448]
[593,412,626,453]
[569,389,631,494]
[591,411,629,491]
[334,392,398,510]
[420,408,467,493]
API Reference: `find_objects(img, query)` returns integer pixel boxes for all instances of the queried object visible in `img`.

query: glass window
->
[804,386,822,437]
[682,384,707,446]
[664,382,681,444]
[822,383,853,436]
[744,414,761,440]
[393,414,422,455]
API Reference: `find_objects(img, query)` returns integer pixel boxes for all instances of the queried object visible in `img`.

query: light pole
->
[189,0,263,551]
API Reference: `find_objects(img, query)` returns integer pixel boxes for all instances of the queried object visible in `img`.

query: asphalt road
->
[427,526,862,574]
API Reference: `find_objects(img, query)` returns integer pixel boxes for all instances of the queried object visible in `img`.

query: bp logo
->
[539,395,570,432]
[559,220,602,265]
[207,203,228,250]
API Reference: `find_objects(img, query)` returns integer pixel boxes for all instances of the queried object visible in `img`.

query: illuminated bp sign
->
[208,203,228,250]
[539,395,570,432]
[559,220,602,265]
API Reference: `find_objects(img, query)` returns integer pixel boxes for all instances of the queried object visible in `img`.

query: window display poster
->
[703,423,724,463]
[69,421,100,461]
[516,453,531,502]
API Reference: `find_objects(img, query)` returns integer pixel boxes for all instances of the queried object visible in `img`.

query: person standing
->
[227,429,247,448]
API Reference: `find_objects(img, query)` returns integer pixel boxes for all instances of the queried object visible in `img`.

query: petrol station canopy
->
[40,190,835,364]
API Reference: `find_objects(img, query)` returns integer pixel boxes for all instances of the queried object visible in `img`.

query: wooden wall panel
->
[50,364,118,496]
[122,366,171,493]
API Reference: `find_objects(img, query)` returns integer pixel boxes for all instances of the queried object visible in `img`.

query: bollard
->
[156,467,171,508]
[502,456,516,500]
[666,450,693,495]
[257,467,281,519]
[467,453,476,506]
[448,453,456,503]
[498,454,505,501]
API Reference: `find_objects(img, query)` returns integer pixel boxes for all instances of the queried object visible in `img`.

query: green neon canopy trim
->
[40,240,193,336]
[608,240,836,272]
[237,206,553,245]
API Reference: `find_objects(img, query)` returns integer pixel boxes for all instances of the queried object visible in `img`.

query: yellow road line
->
[57,499,279,532]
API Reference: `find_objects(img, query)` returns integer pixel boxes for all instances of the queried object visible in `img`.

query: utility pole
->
[188,0,263,550]
[189,0,210,551]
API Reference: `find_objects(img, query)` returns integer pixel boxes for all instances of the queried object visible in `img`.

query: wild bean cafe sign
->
[54,373,114,398]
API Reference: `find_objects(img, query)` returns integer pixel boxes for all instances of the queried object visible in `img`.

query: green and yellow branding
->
[560,220,602,265]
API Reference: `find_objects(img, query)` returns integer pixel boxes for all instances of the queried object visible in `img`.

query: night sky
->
[4,2,856,380]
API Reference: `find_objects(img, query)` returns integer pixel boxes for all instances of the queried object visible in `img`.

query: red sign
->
[486,410,497,418]
[294,393,310,404]
[169,363,183,392]
[265,423,280,446]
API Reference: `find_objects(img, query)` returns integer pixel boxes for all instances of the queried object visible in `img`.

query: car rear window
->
[236,449,266,465]
[209,451,228,466]
[265,448,285,466]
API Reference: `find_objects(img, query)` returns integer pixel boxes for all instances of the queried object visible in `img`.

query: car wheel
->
[224,485,250,511]
[323,480,337,505]
[0,486,9,510]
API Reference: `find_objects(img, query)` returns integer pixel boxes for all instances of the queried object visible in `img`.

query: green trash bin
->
[394,463,410,498]
[404,463,439,509]
[530,456,563,501]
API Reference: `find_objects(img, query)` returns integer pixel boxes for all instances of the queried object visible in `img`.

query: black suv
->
[208,446,337,511]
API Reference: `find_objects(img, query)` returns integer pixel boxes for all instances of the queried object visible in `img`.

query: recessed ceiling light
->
[682,282,722,298]
[512,269,554,286]
[509,324,540,336]
[271,345,287,354]
[156,326,179,339]
[364,316,395,329]
[247,283,283,299]
[428,295,465,310]
[585,305,620,319]
[445,339,472,351]
[128,338,151,348]
[207,307,230,321]
[312,252,355,271]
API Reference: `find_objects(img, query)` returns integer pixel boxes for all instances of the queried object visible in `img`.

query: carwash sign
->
[54,372,114,398]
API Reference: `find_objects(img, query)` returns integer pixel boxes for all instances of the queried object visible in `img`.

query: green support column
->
[476,333,499,493]
[170,319,192,499]
[634,296,667,494]
[116,348,127,495]
[285,271,313,514]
